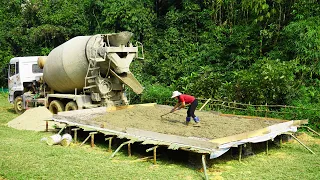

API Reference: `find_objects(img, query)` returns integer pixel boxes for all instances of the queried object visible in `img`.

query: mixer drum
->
[43,36,91,93]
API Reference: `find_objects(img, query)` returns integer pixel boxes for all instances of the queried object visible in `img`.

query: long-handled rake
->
[160,112,172,118]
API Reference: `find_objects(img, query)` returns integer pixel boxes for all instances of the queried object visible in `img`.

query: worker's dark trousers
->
[187,99,198,118]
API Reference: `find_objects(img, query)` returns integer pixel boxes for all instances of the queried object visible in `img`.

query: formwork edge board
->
[181,147,210,154]
[125,128,218,149]
[50,118,231,154]
[52,118,129,136]
[98,131,116,136]
[210,120,307,145]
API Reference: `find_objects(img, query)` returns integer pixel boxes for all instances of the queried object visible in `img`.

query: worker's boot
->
[193,117,200,127]
[186,117,191,126]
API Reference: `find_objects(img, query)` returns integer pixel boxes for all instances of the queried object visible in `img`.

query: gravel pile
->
[8,107,54,131]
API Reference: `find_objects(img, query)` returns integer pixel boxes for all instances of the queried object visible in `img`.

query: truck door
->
[8,61,22,103]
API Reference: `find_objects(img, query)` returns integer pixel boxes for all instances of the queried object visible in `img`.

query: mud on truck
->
[8,31,144,114]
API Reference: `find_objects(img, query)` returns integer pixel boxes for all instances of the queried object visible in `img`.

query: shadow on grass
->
[6,108,15,114]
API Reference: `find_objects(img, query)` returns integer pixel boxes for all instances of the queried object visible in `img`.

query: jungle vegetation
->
[0,0,319,128]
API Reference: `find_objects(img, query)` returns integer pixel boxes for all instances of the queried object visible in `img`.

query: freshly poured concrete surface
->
[57,104,286,140]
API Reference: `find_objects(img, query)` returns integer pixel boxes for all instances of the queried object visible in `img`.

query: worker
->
[170,91,199,125]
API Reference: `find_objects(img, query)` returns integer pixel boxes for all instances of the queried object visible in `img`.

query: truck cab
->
[8,56,43,113]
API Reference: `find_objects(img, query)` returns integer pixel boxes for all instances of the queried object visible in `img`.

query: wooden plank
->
[210,127,269,144]
[210,120,308,144]
[125,128,219,150]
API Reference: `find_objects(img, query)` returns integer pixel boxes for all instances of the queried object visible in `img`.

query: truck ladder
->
[83,56,100,92]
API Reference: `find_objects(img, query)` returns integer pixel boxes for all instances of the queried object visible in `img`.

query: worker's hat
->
[171,91,182,98]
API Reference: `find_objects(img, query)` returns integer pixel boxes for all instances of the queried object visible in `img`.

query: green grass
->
[0,92,319,180]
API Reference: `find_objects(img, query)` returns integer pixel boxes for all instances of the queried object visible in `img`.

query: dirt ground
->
[87,105,286,139]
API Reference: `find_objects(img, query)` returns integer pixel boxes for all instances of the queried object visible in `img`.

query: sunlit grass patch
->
[0,93,319,180]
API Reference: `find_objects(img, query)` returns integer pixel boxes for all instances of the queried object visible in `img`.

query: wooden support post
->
[45,120,48,132]
[265,103,268,117]
[68,126,72,134]
[58,125,67,135]
[79,134,91,147]
[202,154,209,180]
[105,137,113,152]
[239,145,242,162]
[128,143,131,157]
[279,135,283,147]
[266,140,269,155]
[199,98,211,111]
[79,132,97,147]
[301,126,320,136]
[146,146,158,165]
[153,146,157,165]
[289,134,315,154]
[71,128,80,144]
[90,132,98,148]
[110,140,134,158]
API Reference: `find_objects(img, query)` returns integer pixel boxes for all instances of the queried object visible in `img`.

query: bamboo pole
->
[239,145,242,162]
[199,98,211,111]
[110,140,134,158]
[105,137,113,152]
[153,147,157,165]
[58,125,67,135]
[301,126,320,136]
[128,143,131,157]
[202,154,209,180]
[45,121,48,132]
[265,103,268,117]
[146,146,158,165]
[266,140,269,155]
[289,134,315,154]
[90,132,98,147]
[79,134,91,147]
[71,128,80,144]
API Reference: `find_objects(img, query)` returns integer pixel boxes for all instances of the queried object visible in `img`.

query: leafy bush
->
[140,84,172,105]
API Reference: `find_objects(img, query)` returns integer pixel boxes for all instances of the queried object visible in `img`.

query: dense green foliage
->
[0,93,319,179]
[1,0,320,128]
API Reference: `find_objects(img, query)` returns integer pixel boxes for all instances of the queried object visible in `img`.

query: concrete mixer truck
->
[7,31,144,114]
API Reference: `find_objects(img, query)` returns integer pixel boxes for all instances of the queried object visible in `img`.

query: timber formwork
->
[51,104,308,180]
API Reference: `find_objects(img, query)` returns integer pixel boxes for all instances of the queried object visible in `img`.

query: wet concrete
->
[90,105,285,139]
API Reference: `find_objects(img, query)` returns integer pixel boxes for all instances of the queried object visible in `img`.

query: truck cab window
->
[9,64,16,76]
[16,62,19,74]
[32,64,43,73]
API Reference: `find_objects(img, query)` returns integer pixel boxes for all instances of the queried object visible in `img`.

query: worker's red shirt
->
[178,94,195,104]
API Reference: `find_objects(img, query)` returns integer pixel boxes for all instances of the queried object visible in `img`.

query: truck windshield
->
[9,64,15,76]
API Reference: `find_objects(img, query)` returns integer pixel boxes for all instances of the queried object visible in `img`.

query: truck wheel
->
[14,96,25,114]
[49,100,65,114]
[65,101,78,111]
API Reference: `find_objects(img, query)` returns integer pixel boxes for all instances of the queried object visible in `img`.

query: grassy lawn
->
[0,93,319,180]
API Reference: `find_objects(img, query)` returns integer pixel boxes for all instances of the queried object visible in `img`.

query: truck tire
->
[65,101,78,111]
[49,100,65,114]
[14,96,25,114]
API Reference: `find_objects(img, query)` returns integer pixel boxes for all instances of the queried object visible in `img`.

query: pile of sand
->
[8,107,54,131]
